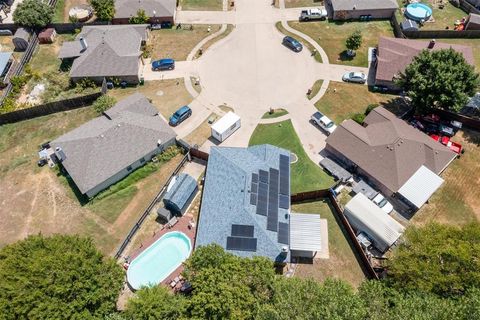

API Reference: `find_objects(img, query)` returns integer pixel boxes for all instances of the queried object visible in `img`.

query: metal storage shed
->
[344,193,405,252]
[157,207,173,222]
[400,19,419,31]
[163,173,198,215]
[211,111,241,142]
[12,28,30,51]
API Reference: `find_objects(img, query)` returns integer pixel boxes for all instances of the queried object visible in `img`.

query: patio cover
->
[320,158,352,182]
[289,213,322,252]
[398,165,444,208]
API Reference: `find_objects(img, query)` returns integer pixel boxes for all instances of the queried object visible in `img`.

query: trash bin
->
[140,77,144,85]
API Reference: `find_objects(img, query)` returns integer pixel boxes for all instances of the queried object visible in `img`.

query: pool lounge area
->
[125,214,197,291]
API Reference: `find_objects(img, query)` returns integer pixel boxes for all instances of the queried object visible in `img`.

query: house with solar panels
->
[195,145,324,263]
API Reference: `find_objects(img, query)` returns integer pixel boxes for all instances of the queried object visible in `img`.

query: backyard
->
[396,0,467,31]
[249,119,334,193]
[0,108,184,255]
[107,79,193,118]
[288,20,394,67]
[314,82,409,123]
[292,199,366,287]
[148,25,223,61]
[179,0,223,11]
[413,129,480,226]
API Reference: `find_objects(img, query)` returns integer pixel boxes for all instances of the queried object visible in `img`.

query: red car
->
[430,134,463,154]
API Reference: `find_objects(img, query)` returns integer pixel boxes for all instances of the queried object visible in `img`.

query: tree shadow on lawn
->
[339,50,354,62]
[461,128,480,146]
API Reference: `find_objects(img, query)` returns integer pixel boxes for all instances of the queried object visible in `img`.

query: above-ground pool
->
[405,3,433,21]
[127,231,192,290]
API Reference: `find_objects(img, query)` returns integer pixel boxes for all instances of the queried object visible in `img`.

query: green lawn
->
[288,20,394,67]
[53,0,65,23]
[249,120,334,193]
[314,82,408,123]
[262,108,289,119]
[292,199,366,287]
[308,79,323,100]
[275,22,323,63]
[179,0,223,10]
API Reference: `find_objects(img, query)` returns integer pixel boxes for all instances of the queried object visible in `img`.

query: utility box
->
[211,111,241,142]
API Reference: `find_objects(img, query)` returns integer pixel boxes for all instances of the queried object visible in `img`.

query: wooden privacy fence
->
[290,188,379,280]
[190,147,209,161]
[114,154,189,260]
[435,109,480,131]
[0,92,102,124]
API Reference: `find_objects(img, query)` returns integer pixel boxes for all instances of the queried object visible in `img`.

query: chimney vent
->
[79,37,88,52]
[428,39,436,49]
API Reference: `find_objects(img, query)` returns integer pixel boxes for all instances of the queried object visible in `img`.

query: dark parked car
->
[282,36,303,52]
[152,58,175,71]
[169,105,192,126]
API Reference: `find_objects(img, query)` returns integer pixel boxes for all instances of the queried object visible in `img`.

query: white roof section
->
[344,193,405,252]
[398,165,444,208]
[289,213,322,252]
[211,111,240,134]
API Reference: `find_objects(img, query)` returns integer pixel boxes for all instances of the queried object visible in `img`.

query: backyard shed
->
[163,173,198,215]
[400,19,419,31]
[156,207,173,222]
[289,213,323,258]
[12,28,30,51]
[397,165,444,208]
[466,13,480,30]
[38,28,56,44]
[211,111,241,142]
[344,193,405,252]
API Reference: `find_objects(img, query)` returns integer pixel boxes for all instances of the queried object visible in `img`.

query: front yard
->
[413,129,480,226]
[179,0,223,11]
[287,20,394,67]
[148,25,223,61]
[107,79,193,118]
[314,82,409,124]
[292,199,366,287]
[249,119,335,193]
[0,108,184,254]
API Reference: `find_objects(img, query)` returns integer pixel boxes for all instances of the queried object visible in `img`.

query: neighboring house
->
[113,0,176,24]
[325,0,398,20]
[58,25,148,84]
[195,145,325,263]
[375,37,474,89]
[51,93,176,198]
[163,173,198,215]
[325,107,457,209]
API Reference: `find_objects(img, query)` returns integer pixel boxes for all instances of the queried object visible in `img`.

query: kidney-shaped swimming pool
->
[127,231,192,290]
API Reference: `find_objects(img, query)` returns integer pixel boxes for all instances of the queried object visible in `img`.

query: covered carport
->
[397,165,444,209]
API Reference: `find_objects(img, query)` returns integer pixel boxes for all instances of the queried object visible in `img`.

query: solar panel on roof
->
[251,182,258,193]
[226,236,257,252]
[278,222,289,244]
[250,193,257,205]
[259,170,269,183]
[231,224,254,238]
[252,173,258,183]
[279,194,289,209]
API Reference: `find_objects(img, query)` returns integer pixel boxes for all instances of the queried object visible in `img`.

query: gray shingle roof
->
[195,145,291,262]
[115,0,176,18]
[51,93,176,195]
[163,173,197,212]
[330,0,398,11]
[58,25,148,78]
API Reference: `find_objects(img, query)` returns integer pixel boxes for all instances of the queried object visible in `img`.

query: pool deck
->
[126,212,197,290]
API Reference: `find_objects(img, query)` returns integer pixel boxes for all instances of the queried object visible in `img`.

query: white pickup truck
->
[299,8,328,21]
[311,111,337,135]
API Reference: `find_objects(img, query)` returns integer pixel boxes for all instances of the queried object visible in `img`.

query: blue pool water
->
[405,3,433,21]
[127,231,192,290]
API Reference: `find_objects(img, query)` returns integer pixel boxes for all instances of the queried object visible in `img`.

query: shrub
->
[365,103,378,115]
[346,30,362,51]
[92,95,116,113]
[13,0,54,28]
[89,0,115,21]
[351,113,365,125]
[129,9,149,24]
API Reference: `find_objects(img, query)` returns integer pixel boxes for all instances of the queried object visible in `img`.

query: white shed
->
[289,213,323,258]
[344,193,404,253]
[211,111,241,142]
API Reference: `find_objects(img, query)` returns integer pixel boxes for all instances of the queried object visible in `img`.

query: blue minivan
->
[282,36,303,52]
[169,106,192,126]
[152,58,175,71]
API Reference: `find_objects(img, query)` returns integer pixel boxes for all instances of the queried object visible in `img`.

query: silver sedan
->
[342,72,367,84]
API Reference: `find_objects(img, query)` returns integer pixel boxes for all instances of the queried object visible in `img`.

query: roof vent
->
[157,139,162,146]
[428,39,436,49]
[353,5,356,9]
[79,37,88,52]
[281,246,289,253]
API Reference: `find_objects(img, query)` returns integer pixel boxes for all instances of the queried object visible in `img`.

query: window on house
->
[230,123,237,130]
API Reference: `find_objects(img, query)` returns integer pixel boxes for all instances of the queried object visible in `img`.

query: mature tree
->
[183,244,275,319]
[387,223,480,297]
[129,9,149,24]
[345,30,362,52]
[13,0,54,28]
[93,95,116,113]
[258,278,366,320]
[89,0,115,21]
[0,234,123,319]
[124,285,186,319]
[397,48,479,113]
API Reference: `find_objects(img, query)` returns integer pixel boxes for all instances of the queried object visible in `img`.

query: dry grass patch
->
[195,24,235,59]
[183,113,215,147]
[149,25,222,61]
[107,79,193,118]
[292,199,366,288]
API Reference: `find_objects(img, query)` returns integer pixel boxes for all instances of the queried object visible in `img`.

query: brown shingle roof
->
[325,107,456,192]
[375,37,475,83]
